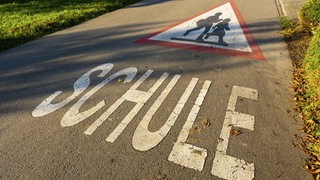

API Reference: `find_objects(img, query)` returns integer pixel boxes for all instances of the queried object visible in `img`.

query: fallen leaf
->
[191,149,203,155]
[230,128,241,136]
[200,117,210,128]
[217,137,224,143]
[189,124,201,134]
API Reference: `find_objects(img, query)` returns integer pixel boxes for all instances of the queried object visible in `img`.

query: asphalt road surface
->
[0,0,312,179]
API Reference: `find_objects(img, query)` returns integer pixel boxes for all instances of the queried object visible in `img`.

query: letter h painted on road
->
[84,70,168,142]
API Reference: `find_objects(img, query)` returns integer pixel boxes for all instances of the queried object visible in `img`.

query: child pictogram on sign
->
[173,12,231,46]
[183,12,223,41]
[204,18,231,46]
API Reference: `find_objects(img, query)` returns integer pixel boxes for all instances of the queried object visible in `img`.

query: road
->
[0,0,312,179]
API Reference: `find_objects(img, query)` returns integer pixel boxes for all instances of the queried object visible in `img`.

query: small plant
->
[279,16,294,29]
[279,16,298,38]
[299,0,320,30]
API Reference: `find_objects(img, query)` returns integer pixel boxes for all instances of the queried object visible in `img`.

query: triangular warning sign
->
[135,1,265,61]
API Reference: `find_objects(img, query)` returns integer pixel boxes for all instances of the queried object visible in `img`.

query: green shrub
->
[290,0,320,176]
[302,26,320,142]
[304,26,320,95]
[299,0,320,29]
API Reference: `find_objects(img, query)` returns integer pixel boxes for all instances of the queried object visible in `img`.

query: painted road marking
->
[61,67,137,127]
[212,86,258,180]
[132,77,198,151]
[132,75,181,151]
[150,3,251,52]
[33,63,259,179]
[84,70,166,136]
[32,63,119,117]
[135,1,264,60]
[168,80,211,171]
[83,70,155,135]
[105,72,168,142]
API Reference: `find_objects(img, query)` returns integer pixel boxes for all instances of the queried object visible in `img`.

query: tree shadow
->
[126,0,177,8]
[0,15,286,116]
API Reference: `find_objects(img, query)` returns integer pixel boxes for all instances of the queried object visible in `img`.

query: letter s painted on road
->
[32,63,137,119]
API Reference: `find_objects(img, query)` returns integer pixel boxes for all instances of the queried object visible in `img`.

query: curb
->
[276,0,288,17]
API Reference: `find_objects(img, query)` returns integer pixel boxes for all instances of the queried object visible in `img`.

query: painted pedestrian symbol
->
[183,12,223,41]
[203,18,231,46]
[173,13,230,46]
[135,1,265,60]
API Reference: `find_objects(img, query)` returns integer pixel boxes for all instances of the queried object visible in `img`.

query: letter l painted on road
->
[211,86,258,180]
[168,80,212,171]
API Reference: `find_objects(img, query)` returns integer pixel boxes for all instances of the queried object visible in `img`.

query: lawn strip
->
[0,0,140,51]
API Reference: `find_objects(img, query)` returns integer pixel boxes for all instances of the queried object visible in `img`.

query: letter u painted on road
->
[132,75,182,151]
[132,78,212,171]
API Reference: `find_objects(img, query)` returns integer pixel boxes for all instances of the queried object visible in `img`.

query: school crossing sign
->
[135,1,265,60]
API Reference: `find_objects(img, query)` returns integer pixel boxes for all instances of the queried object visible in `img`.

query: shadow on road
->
[126,0,176,8]
[0,17,284,116]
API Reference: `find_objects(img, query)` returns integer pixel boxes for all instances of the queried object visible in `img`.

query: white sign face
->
[135,1,265,60]
[150,2,251,52]
[32,63,259,180]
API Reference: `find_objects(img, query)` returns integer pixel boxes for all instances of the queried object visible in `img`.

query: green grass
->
[279,16,298,38]
[279,16,295,30]
[299,0,320,28]
[305,27,320,87]
[281,0,320,177]
[0,0,139,51]
[303,27,320,171]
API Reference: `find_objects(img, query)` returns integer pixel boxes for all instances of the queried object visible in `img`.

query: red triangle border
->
[134,0,265,61]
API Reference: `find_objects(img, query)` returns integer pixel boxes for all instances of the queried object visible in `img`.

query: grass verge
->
[280,0,320,178]
[301,27,320,177]
[0,0,140,51]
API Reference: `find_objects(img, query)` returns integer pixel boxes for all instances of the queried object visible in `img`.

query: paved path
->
[280,0,307,21]
[0,0,311,179]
